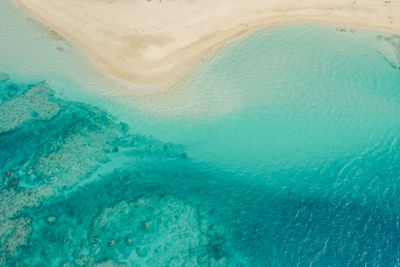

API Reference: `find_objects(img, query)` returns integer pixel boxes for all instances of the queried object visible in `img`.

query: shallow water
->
[1,0,400,266]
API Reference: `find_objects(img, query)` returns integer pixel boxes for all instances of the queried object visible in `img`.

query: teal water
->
[2,0,400,265]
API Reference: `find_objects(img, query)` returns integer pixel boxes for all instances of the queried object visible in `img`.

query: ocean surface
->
[1,0,400,266]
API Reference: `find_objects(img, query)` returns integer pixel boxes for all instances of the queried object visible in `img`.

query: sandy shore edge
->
[13,0,400,89]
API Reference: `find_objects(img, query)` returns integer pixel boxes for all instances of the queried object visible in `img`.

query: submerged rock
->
[46,216,57,224]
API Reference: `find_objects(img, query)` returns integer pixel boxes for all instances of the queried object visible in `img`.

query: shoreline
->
[14,0,400,89]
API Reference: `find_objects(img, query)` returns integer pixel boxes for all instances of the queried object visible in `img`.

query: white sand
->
[14,0,400,88]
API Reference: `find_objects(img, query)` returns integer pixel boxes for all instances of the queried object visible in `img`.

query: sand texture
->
[15,0,400,88]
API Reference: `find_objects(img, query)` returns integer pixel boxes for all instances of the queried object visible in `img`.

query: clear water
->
[1,0,400,265]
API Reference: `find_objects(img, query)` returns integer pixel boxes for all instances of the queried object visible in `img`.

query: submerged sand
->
[14,0,400,88]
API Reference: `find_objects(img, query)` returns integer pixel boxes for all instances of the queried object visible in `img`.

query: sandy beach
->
[14,0,400,88]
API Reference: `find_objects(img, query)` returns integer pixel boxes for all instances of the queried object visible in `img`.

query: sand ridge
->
[14,0,400,88]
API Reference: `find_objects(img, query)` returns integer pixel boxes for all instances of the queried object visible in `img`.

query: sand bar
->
[14,0,400,88]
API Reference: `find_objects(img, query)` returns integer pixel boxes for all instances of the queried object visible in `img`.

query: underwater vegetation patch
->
[376,34,400,69]
[0,75,243,266]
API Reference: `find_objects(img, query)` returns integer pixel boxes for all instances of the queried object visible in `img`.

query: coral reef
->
[88,194,228,266]
[0,82,60,133]
[0,187,53,265]
[0,75,241,266]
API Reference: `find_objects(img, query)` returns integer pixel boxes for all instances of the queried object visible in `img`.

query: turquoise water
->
[2,0,400,265]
